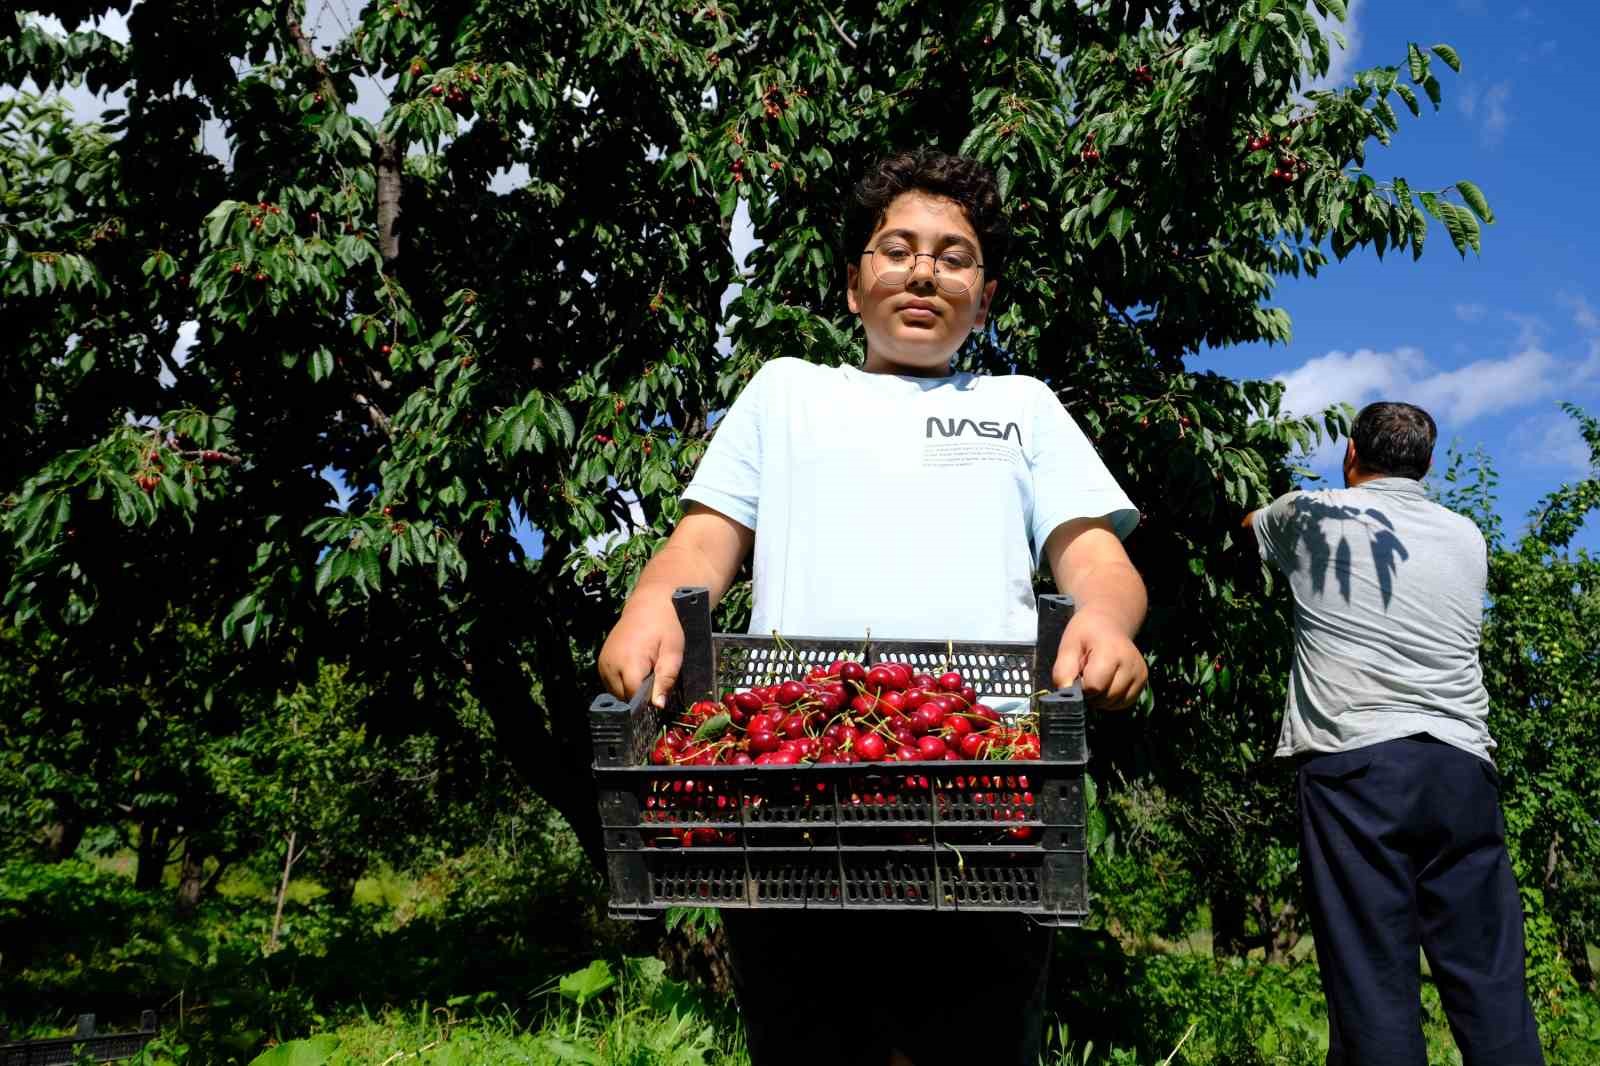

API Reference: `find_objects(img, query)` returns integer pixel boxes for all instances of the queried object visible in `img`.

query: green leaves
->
[1455,180,1495,224]
[246,1036,339,1066]
[691,712,732,741]
[1420,189,1485,256]
[559,959,617,1028]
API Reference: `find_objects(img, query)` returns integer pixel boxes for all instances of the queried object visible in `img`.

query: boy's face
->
[847,190,998,377]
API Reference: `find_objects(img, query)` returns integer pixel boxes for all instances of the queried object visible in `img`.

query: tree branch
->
[375,137,403,266]
[284,2,340,104]
[284,1,403,267]
[821,8,857,51]
[351,390,394,438]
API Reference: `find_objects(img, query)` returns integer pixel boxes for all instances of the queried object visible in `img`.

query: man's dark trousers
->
[1298,734,1544,1066]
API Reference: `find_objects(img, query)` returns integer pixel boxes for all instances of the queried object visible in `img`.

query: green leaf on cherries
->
[692,712,732,741]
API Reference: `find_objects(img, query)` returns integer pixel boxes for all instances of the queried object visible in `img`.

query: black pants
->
[1297,735,1544,1066]
[723,909,1052,1066]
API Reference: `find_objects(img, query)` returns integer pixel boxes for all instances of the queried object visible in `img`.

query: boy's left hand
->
[1051,610,1147,710]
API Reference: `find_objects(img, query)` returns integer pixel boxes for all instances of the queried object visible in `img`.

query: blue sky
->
[1193,0,1600,552]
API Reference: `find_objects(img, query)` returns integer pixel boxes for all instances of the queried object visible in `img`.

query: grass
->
[85,845,430,913]
[32,843,1600,1066]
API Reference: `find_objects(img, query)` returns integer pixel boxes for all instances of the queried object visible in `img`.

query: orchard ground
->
[6,798,1598,1066]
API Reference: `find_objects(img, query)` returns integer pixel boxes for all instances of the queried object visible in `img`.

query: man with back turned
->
[1245,401,1543,1065]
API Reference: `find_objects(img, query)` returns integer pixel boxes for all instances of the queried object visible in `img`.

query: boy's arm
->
[1042,517,1149,711]
[598,503,754,708]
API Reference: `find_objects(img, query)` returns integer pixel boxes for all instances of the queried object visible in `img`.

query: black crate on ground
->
[589,588,1090,927]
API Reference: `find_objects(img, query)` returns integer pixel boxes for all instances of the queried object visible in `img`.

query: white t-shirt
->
[682,358,1138,648]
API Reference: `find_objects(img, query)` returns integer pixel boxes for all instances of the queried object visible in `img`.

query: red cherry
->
[776,680,807,705]
[838,662,867,684]
[937,671,964,692]
[865,665,897,693]
[856,734,887,762]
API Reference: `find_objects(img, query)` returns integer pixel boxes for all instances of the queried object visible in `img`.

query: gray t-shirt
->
[1252,477,1494,762]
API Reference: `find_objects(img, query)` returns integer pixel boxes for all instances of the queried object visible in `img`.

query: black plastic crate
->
[589,588,1090,926]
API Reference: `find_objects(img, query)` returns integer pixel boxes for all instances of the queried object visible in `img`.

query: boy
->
[599,148,1148,1066]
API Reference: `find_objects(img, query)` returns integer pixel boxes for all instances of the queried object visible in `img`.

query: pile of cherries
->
[648,660,1042,767]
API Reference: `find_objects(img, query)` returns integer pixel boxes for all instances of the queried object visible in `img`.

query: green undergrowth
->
[8,848,1599,1065]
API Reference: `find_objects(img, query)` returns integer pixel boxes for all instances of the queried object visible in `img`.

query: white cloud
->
[1479,82,1512,146]
[1581,339,1600,384]
[1514,416,1594,478]
[1273,344,1580,477]
[1559,292,1599,332]
[1454,303,1488,323]
[1276,345,1563,429]
[1457,80,1512,146]
[1305,0,1364,91]
[1413,348,1559,423]
[1505,311,1546,349]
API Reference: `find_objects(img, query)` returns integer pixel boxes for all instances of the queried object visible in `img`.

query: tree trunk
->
[323,854,364,910]
[1211,889,1249,958]
[1560,920,1596,991]
[464,550,608,869]
[174,838,206,918]
[1255,895,1300,964]
[39,815,86,862]
[268,825,301,954]
[134,821,171,891]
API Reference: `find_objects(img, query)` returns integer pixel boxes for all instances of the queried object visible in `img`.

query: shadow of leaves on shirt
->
[1278,498,1410,608]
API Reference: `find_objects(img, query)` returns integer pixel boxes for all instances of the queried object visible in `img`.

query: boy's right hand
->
[595,503,754,709]
[598,597,683,709]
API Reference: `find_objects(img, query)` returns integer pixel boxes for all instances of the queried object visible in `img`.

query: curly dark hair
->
[1351,401,1437,480]
[844,149,1012,280]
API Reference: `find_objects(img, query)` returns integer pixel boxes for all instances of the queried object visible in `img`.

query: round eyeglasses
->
[860,243,985,296]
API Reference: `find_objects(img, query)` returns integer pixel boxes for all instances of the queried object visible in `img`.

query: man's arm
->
[597,503,754,707]
[1042,517,1149,710]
